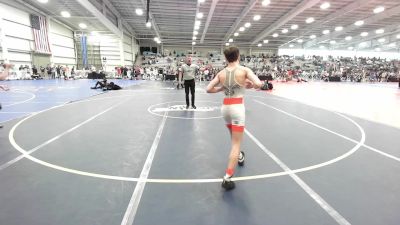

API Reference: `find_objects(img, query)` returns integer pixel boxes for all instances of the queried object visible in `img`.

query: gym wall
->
[123,33,133,66]
[0,2,76,67]
[0,3,33,65]
[49,20,76,66]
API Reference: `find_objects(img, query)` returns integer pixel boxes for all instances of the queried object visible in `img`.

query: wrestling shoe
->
[192,105,196,109]
[238,151,245,166]
[221,175,235,191]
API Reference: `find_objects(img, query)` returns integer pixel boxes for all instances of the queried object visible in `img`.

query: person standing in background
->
[179,57,199,109]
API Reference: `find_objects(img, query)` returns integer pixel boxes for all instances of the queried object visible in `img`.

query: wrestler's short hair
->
[223,46,240,63]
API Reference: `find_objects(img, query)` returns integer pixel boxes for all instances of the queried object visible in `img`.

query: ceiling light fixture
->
[195,21,201,26]
[194,25,200,30]
[197,13,203,19]
[335,26,343,31]
[253,15,261,21]
[225,43,230,46]
[192,41,196,45]
[239,27,245,32]
[146,21,151,28]
[244,22,251,28]
[306,17,315,23]
[297,39,303,43]
[234,32,239,36]
[263,39,269,43]
[330,40,336,44]
[354,20,364,26]
[289,44,294,48]
[373,6,385,14]
[257,43,262,47]
[320,2,330,10]
[348,47,354,50]
[198,0,205,3]
[154,37,159,42]
[397,34,400,39]
[375,29,384,34]
[61,11,71,18]
[37,0,48,3]
[193,31,198,35]
[322,30,330,34]
[272,33,279,38]
[261,0,270,6]
[282,29,288,34]
[319,45,325,49]
[310,35,316,39]
[229,38,233,43]
[345,36,352,41]
[193,36,196,40]
[79,23,87,29]
[136,8,143,16]
[378,38,385,43]
[360,32,368,37]
[291,24,298,30]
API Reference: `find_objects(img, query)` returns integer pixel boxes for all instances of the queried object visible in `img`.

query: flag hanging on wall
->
[81,35,88,68]
[30,14,51,54]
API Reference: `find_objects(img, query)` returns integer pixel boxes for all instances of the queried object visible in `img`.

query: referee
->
[179,57,199,109]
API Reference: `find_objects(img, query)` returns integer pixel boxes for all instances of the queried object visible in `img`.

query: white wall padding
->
[0,3,33,64]
[2,20,33,41]
[49,19,75,65]
[5,36,31,52]
[8,52,31,62]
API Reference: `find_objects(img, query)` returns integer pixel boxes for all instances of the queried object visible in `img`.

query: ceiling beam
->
[200,0,219,43]
[223,0,258,42]
[279,0,375,47]
[138,0,161,40]
[251,0,320,45]
[75,0,122,37]
[101,0,136,36]
[304,4,400,48]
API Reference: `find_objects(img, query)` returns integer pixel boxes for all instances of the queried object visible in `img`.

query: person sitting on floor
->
[91,78,108,89]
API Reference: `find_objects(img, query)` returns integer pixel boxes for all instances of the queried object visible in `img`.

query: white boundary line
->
[362,145,400,162]
[253,99,400,163]
[6,94,365,183]
[246,129,351,225]
[2,98,130,172]
[120,111,168,225]
[3,89,36,107]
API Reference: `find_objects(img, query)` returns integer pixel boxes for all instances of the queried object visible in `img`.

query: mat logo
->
[152,105,220,112]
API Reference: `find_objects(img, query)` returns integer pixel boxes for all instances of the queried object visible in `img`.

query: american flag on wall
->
[30,14,51,54]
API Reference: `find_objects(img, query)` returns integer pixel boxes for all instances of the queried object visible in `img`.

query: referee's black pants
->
[184,79,195,107]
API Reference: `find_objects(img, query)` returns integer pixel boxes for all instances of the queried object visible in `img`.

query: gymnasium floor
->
[0,79,399,225]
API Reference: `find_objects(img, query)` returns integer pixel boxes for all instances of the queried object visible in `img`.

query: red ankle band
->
[225,168,234,176]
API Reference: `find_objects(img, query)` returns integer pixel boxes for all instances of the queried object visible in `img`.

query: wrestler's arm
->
[244,67,262,89]
[206,72,223,93]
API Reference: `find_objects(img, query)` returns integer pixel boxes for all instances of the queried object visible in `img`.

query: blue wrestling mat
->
[0,79,142,123]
